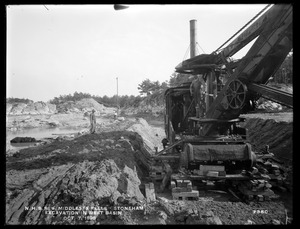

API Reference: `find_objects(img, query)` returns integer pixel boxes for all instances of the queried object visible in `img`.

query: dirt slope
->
[241,112,293,162]
[126,118,166,153]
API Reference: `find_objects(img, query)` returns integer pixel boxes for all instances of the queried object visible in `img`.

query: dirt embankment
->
[241,112,293,163]
[6,130,148,225]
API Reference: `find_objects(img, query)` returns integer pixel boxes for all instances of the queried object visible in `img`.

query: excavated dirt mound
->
[56,98,116,115]
[126,118,166,153]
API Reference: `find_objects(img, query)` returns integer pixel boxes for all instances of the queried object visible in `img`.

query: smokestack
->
[190,19,197,58]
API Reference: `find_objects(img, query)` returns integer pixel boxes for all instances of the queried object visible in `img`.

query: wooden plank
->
[207,171,219,177]
[172,187,193,193]
[172,190,199,200]
[171,173,250,181]
[200,165,225,172]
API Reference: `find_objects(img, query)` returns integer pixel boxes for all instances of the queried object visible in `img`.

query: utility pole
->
[116,77,119,113]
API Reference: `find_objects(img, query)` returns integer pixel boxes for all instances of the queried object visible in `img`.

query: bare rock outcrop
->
[6,103,13,114]
[6,159,144,225]
[7,102,57,115]
[6,130,149,225]
[9,103,28,115]
[22,103,40,115]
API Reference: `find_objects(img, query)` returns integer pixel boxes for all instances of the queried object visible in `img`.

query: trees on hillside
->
[137,78,169,105]
[73,91,92,101]
[8,74,190,108]
[169,72,192,87]
[49,92,92,105]
[138,78,169,96]
[47,91,144,108]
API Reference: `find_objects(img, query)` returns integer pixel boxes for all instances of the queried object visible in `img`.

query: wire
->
[196,46,200,56]
[213,4,271,54]
[196,42,206,54]
[217,6,292,58]
[183,44,191,61]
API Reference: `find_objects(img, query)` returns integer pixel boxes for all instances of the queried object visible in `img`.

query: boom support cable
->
[212,4,271,54]
[183,43,191,61]
[196,42,206,54]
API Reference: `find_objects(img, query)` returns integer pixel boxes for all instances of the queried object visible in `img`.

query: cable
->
[213,4,271,54]
[196,42,206,54]
[183,44,191,61]
[217,6,292,59]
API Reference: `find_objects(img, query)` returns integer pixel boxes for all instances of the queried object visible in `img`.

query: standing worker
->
[90,109,96,134]
[190,74,206,118]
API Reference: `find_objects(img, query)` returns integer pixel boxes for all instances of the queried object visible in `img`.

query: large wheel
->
[225,79,247,109]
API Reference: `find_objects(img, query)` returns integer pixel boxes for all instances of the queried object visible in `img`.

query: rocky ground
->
[6,111,293,225]
[6,99,116,132]
[6,87,293,225]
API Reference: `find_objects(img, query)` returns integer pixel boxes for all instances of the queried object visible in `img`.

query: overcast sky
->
[6,4,269,102]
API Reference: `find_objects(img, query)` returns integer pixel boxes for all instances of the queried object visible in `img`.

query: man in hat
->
[90,109,96,134]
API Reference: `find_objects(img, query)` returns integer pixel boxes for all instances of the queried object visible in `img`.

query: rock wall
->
[6,130,148,225]
[8,103,28,115]
[7,102,57,115]
[6,98,115,116]
[6,160,144,225]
